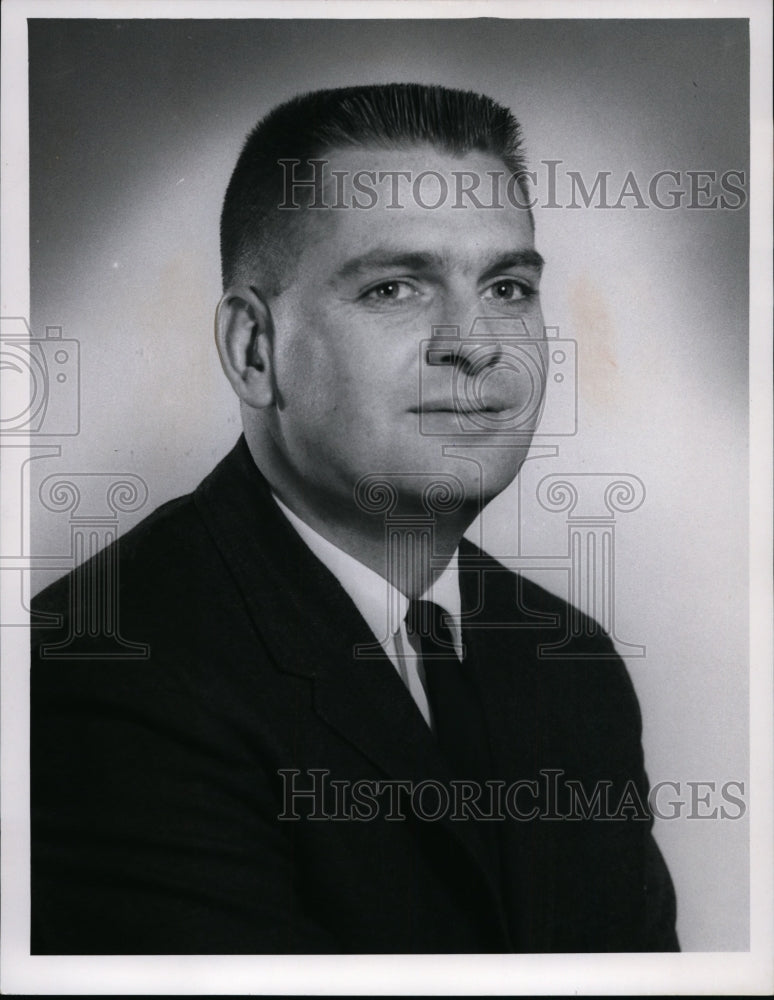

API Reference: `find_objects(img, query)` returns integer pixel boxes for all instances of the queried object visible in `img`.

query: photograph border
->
[2,0,772,994]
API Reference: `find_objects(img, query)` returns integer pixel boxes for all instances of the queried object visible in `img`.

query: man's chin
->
[353,446,530,515]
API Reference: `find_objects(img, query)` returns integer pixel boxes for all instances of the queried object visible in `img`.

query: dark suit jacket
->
[31,437,678,954]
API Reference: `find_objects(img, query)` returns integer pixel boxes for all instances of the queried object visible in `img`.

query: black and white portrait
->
[1,2,770,995]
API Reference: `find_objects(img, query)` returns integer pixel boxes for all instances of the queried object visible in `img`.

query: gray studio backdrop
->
[28,18,749,951]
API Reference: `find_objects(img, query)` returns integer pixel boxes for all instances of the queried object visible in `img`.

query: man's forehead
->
[314,193,537,276]
[276,141,537,285]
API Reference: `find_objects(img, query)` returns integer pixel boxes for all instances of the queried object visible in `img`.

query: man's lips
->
[409,402,515,414]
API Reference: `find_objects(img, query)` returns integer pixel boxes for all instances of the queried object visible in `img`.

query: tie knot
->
[405,599,439,637]
[406,600,457,655]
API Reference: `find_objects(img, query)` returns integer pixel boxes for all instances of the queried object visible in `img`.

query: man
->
[31,83,678,953]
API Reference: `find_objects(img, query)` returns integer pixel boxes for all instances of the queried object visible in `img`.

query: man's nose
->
[425,328,504,375]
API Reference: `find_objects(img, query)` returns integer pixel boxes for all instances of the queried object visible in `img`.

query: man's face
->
[264,144,546,515]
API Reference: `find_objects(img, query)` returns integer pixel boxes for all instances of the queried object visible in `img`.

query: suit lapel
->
[195,439,511,945]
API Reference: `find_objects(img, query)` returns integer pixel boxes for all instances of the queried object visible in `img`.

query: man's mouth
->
[410,402,514,414]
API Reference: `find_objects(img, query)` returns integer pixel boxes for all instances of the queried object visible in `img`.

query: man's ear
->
[215,286,275,409]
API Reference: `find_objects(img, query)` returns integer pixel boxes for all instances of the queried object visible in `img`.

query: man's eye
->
[484,279,533,302]
[363,281,416,303]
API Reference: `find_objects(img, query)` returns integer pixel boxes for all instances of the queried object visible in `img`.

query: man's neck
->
[245,432,474,599]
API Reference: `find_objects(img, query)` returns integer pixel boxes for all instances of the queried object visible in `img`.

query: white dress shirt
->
[272,494,462,728]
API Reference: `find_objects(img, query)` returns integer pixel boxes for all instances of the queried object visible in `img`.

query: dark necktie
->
[406,599,493,785]
[406,599,502,885]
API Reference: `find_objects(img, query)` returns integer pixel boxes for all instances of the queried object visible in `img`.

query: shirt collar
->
[272,493,462,650]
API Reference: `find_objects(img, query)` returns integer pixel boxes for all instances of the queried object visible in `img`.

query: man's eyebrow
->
[331,247,545,284]
[480,250,545,279]
[332,250,445,283]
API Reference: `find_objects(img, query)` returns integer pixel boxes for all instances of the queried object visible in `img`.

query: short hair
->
[220,83,531,294]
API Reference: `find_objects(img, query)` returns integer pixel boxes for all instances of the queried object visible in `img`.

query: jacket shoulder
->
[32,490,208,617]
[461,537,615,644]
